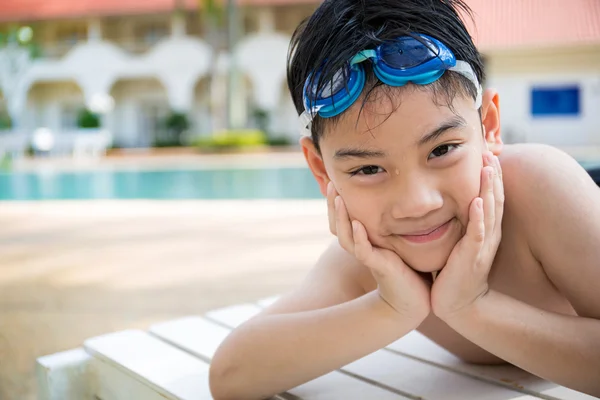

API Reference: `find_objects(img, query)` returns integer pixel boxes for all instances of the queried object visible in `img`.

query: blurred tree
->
[195,0,238,132]
[77,109,101,129]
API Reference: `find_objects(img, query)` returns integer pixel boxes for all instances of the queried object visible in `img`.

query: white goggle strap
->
[298,104,323,137]
[449,60,483,109]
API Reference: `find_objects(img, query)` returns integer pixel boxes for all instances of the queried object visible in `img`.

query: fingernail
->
[487,167,494,179]
[335,196,341,208]
[477,198,483,209]
[327,181,332,194]
[352,220,358,233]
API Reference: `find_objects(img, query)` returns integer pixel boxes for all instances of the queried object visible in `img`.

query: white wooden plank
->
[342,349,527,400]
[84,329,212,400]
[387,330,591,398]
[89,356,206,400]
[540,386,598,400]
[36,348,93,400]
[289,370,411,400]
[257,295,281,308]
[151,315,410,399]
[150,316,232,360]
[205,303,262,328]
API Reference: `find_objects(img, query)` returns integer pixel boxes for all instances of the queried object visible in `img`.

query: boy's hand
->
[327,182,431,322]
[431,152,504,321]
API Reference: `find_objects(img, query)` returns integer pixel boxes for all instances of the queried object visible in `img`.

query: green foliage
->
[267,136,292,146]
[199,0,224,26]
[0,154,12,170]
[193,129,268,151]
[152,112,190,147]
[77,109,101,129]
[0,112,12,130]
[252,108,270,134]
[164,112,190,133]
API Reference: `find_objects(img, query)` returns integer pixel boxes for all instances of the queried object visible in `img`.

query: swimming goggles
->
[299,34,482,136]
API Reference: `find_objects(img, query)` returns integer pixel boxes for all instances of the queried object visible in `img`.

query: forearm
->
[209,291,423,400]
[445,290,600,397]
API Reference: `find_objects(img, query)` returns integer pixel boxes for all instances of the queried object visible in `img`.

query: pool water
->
[0,167,323,200]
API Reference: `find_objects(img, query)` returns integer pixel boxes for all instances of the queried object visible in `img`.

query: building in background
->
[0,0,598,152]
[0,0,318,151]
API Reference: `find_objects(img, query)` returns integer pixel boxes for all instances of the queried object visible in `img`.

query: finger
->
[493,156,505,227]
[326,182,337,235]
[352,220,377,269]
[464,197,485,255]
[483,151,493,167]
[335,196,355,253]
[481,166,495,239]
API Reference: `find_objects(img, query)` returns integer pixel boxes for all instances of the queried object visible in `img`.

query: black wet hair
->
[286,0,485,151]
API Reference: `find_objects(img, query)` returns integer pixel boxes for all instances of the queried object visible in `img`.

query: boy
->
[209,0,600,398]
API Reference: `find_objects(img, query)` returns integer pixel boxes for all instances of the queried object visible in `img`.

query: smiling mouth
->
[397,219,454,244]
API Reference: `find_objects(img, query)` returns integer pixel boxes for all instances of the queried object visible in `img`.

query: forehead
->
[321,85,476,149]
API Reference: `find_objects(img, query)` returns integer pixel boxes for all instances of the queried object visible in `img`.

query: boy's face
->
[307,87,500,273]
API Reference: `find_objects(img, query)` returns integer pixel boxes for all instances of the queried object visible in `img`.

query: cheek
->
[337,186,381,231]
[452,153,484,221]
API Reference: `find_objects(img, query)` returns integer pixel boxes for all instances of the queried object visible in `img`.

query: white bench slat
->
[289,370,411,400]
[205,303,262,328]
[89,357,203,400]
[539,386,598,399]
[84,329,211,400]
[387,330,593,398]
[151,313,410,399]
[150,316,231,360]
[36,348,93,400]
[342,349,527,400]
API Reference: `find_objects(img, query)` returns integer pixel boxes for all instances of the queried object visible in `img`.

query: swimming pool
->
[0,167,323,200]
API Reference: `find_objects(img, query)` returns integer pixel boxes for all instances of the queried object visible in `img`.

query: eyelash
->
[348,143,461,176]
[428,143,461,159]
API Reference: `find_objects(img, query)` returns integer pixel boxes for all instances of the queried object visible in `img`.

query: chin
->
[404,251,450,273]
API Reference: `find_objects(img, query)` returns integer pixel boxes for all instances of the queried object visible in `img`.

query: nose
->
[390,173,443,219]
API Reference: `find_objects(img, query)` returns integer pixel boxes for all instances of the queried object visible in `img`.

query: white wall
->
[488,73,600,146]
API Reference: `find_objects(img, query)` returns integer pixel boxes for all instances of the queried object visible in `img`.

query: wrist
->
[439,288,494,327]
[372,291,429,328]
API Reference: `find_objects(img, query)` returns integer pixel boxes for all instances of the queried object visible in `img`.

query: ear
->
[300,136,330,197]
[480,88,503,155]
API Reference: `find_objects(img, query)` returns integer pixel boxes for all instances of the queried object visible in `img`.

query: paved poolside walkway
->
[0,200,330,399]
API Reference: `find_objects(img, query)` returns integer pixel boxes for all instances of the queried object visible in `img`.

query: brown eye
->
[350,165,384,176]
[429,144,459,159]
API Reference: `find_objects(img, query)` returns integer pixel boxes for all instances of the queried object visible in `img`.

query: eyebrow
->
[333,148,386,160]
[417,116,468,146]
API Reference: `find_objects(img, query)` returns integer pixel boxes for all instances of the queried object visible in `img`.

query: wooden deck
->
[37,295,595,400]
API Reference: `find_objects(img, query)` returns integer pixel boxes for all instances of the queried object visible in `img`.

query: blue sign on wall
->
[531,86,580,117]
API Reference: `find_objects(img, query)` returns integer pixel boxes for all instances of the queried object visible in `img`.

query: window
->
[531,86,580,117]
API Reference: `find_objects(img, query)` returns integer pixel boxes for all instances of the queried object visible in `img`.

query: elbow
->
[209,349,259,400]
[209,356,240,400]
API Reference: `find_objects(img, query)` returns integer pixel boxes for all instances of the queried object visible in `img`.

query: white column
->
[171,12,186,38]
[88,18,102,42]
[257,8,275,33]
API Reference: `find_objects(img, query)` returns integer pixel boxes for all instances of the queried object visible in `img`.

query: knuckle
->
[474,231,485,242]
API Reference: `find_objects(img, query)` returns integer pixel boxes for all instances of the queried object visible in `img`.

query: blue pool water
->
[0,167,323,200]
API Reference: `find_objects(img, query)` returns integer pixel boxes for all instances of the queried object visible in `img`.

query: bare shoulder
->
[259,240,372,316]
[500,143,600,318]
[498,143,594,215]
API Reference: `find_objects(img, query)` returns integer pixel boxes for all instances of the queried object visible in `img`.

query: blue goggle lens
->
[379,36,438,69]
